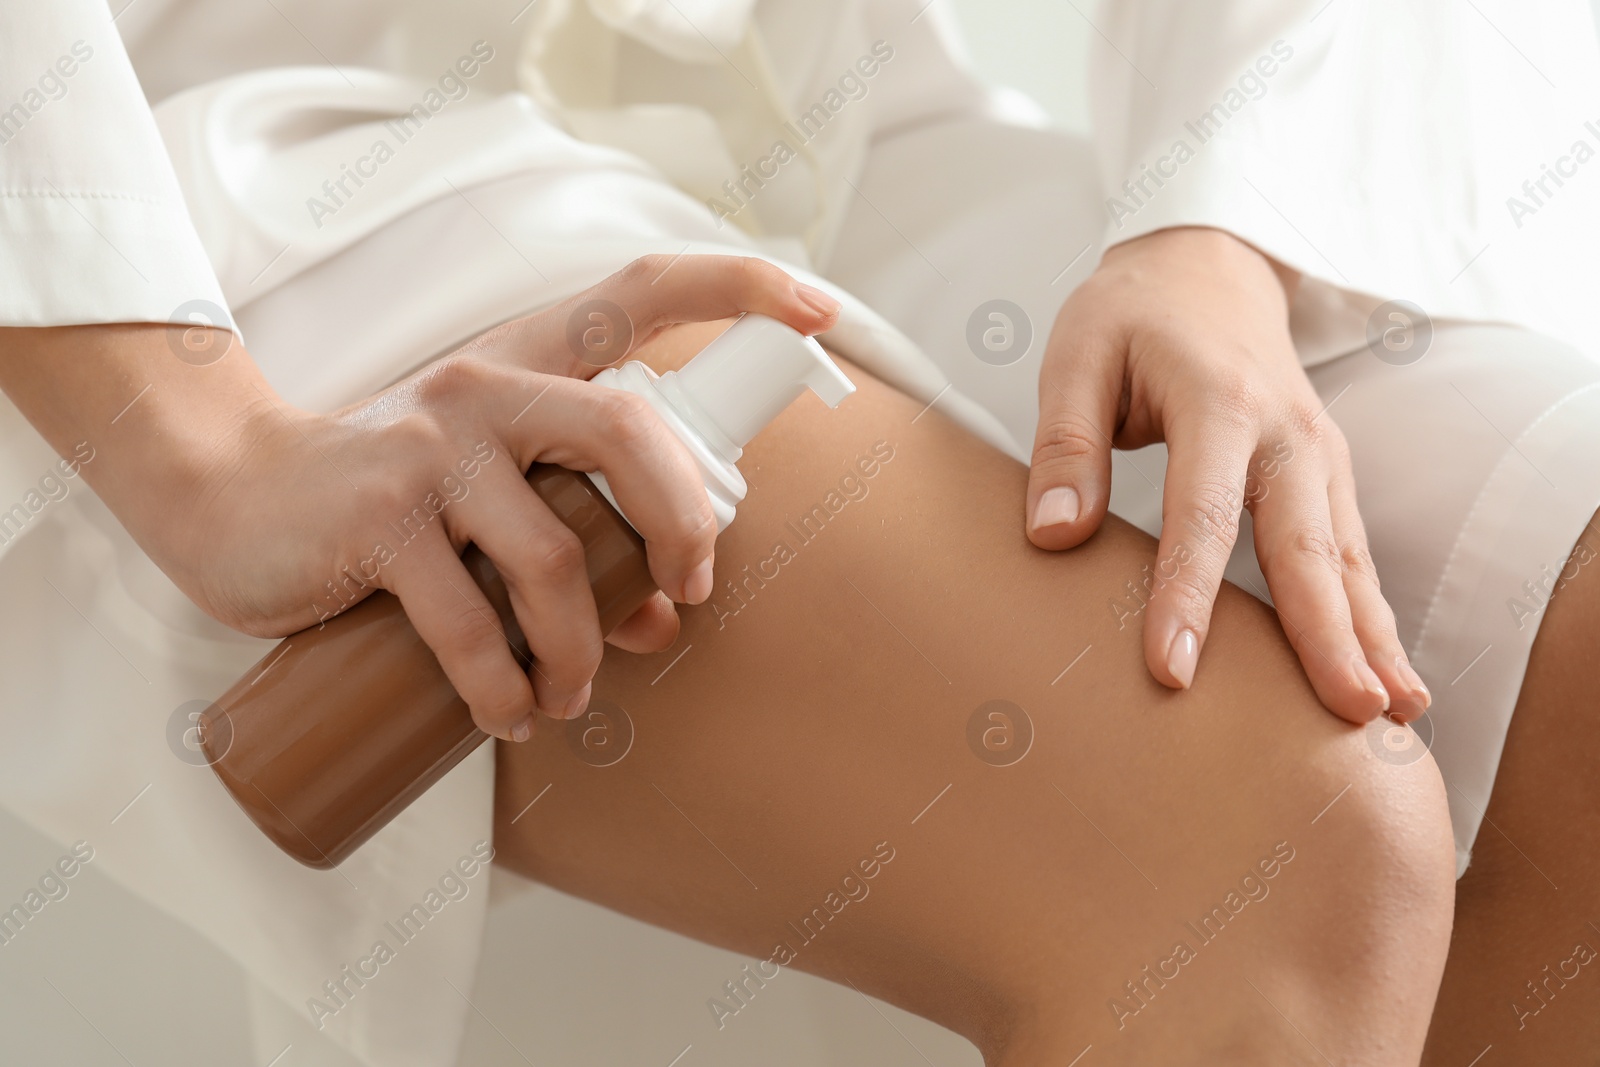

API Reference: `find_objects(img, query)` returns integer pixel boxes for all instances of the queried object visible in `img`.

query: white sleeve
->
[0,0,230,330]
[1090,0,1600,361]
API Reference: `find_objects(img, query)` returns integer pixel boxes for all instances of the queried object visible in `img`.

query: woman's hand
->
[0,255,841,741]
[1026,227,1429,724]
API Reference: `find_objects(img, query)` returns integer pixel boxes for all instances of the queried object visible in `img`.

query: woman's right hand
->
[0,256,841,741]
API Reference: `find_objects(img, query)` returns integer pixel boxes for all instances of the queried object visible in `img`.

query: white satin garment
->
[2,2,1600,1065]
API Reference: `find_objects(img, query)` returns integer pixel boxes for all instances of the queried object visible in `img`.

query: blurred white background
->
[949,0,1095,134]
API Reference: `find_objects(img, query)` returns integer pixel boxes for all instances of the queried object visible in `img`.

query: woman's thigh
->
[493,322,1456,1065]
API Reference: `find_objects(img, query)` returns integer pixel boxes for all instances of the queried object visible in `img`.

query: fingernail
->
[1352,657,1390,714]
[510,716,533,743]
[684,556,714,605]
[564,682,592,720]
[1166,628,1199,689]
[1391,656,1431,722]
[794,283,841,317]
[1031,486,1080,532]
[1395,657,1431,707]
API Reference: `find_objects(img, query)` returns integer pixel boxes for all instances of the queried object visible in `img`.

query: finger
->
[1250,443,1390,723]
[489,372,718,604]
[456,461,605,722]
[1327,465,1430,723]
[492,255,842,378]
[1142,411,1255,690]
[385,533,536,742]
[605,591,681,654]
[597,254,841,343]
[1027,323,1121,550]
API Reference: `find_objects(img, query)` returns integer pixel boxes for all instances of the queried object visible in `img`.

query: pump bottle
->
[200,315,854,867]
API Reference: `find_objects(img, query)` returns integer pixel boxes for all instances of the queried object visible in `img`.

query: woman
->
[2,0,1598,1063]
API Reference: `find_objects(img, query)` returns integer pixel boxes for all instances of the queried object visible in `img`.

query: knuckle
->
[546,643,604,689]
[1032,419,1102,467]
[593,390,659,449]
[477,677,532,722]
[1284,401,1331,450]
[676,503,718,552]
[1212,371,1262,422]
[392,410,451,460]
[438,630,529,726]
[525,525,588,577]
[1182,480,1244,544]
[439,603,504,660]
[451,317,520,359]
[1339,538,1381,587]
[1286,524,1344,575]
[730,255,782,287]
[439,613,532,714]
[1157,564,1220,622]
[372,485,420,529]
[417,355,487,402]
[523,609,604,685]
[1154,555,1201,598]
[648,489,716,561]
[1050,291,1094,335]
[1061,275,1108,312]
[614,255,661,287]
[474,684,532,728]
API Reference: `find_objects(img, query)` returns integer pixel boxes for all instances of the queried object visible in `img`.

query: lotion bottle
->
[200,314,854,867]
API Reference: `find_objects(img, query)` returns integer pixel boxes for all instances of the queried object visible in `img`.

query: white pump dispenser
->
[584,314,855,532]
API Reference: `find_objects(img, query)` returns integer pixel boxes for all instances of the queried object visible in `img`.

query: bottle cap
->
[585,314,855,532]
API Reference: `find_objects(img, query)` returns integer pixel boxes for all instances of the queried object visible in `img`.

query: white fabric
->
[0,1,229,327]
[2,1,1599,1065]
[1090,0,1600,367]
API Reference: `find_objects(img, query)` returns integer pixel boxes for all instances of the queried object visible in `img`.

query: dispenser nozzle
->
[583,311,857,535]
[672,314,855,449]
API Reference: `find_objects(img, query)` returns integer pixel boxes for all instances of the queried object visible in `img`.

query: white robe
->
[3,1,1599,1064]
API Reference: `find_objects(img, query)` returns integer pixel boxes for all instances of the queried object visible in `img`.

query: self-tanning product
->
[201,314,855,867]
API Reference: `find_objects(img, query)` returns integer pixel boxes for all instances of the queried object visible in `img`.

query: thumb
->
[1027,335,1120,551]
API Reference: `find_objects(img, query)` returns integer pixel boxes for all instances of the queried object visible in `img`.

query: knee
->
[1211,730,1457,1064]
[1313,730,1455,934]
[1280,730,1456,1026]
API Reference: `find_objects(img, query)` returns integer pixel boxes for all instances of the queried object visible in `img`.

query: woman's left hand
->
[1025,226,1429,724]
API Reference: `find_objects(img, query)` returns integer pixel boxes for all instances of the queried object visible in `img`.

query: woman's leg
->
[493,322,1456,1065]
[1425,514,1600,1062]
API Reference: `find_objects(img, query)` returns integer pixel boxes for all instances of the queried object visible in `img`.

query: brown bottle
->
[200,315,855,867]
[199,465,654,868]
